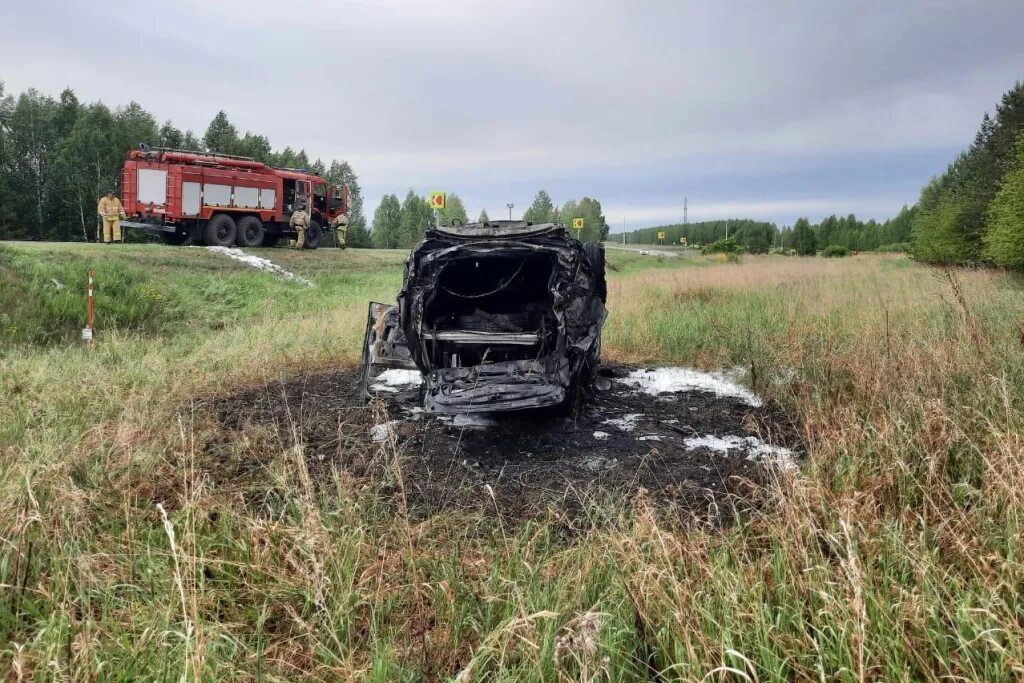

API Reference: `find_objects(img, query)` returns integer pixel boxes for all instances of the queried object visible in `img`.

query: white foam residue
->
[452,413,495,428]
[369,420,401,443]
[373,369,423,387]
[593,431,611,440]
[205,246,315,287]
[618,367,762,407]
[683,434,797,470]
[637,435,663,442]
[602,413,643,431]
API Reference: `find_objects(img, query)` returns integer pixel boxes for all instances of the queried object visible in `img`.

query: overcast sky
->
[2,0,1023,229]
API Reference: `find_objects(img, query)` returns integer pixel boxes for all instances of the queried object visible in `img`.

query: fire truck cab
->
[121,146,348,249]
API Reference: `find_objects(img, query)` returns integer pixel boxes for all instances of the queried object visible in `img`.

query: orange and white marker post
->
[83,271,95,344]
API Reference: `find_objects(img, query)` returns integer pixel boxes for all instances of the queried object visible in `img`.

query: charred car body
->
[362,220,607,413]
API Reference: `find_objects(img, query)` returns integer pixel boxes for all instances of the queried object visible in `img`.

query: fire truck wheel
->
[303,219,322,250]
[236,216,265,248]
[204,214,237,247]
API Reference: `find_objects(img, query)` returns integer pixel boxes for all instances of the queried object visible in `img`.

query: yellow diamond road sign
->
[657,231,666,240]
[572,218,584,229]
[429,192,445,210]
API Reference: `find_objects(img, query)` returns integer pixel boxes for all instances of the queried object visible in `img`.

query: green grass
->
[2,244,1024,680]
[0,243,408,348]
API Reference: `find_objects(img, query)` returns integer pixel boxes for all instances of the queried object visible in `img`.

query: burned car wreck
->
[362,220,607,413]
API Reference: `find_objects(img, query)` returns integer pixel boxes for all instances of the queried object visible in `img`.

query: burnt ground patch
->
[199,365,800,526]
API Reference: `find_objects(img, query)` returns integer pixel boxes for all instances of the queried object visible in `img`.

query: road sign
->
[572,217,584,230]
[657,231,666,240]
[429,192,446,210]
[680,237,688,245]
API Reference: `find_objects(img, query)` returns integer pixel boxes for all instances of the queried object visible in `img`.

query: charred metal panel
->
[360,302,417,398]
[362,221,607,413]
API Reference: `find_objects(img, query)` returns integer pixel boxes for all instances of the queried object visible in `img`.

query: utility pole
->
[507,203,513,222]
[622,218,626,244]
[683,196,688,226]
[725,219,729,240]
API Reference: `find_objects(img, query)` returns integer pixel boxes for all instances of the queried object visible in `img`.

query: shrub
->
[822,244,850,258]
[701,237,741,255]
[876,242,912,253]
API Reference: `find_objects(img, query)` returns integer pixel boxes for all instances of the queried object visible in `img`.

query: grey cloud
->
[2,0,1022,226]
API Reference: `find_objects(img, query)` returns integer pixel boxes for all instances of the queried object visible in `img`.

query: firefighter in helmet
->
[289,200,310,249]
[332,212,349,249]
[97,189,126,244]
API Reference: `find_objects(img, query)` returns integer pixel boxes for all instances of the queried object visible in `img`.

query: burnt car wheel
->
[203,214,237,247]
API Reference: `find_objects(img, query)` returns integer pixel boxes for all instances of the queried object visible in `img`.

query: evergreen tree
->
[478,208,489,223]
[158,121,184,149]
[182,130,202,150]
[982,130,1024,268]
[792,218,817,255]
[236,132,272,161]
[372,193,402,248]
[523,190,555,224]
[911,178,973,263]
[112,102,158,161]
[326,160,370,247]
[734,221,773,253]
[202,110,239,154]
[53,88,79,139]
[439,192,468,225]
[560,196,608,242]
[911,81,1024,263]
[398,189,431,247]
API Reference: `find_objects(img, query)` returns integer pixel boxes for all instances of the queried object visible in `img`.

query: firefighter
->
[97,189,126,244]
[332,212,349,249]
[289,201,310,249]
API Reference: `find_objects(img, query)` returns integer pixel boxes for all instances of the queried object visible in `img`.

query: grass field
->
[2,242,1024,680]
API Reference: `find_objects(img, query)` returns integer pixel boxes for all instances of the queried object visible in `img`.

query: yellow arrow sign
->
[657,231,666,240]
[572,217,584,229]
[429,192,446,210]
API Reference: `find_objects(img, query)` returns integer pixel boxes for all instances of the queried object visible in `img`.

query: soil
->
[200,365,800,526]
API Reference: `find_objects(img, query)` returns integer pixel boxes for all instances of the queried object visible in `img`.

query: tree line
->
[521,190,610,244]
[910,81,1024,269]
[621,208,915,254]
[0,82,371,245]
[368,189,610,247]
[370,191,469,248]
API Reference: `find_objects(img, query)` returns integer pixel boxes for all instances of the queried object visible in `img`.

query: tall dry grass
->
[2,250,1024,680]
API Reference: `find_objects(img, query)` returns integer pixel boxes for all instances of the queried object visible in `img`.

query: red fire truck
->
[120,146,348,249]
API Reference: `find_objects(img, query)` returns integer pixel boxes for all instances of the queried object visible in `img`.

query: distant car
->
[639,250,649,255]
[362,220,607,413]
